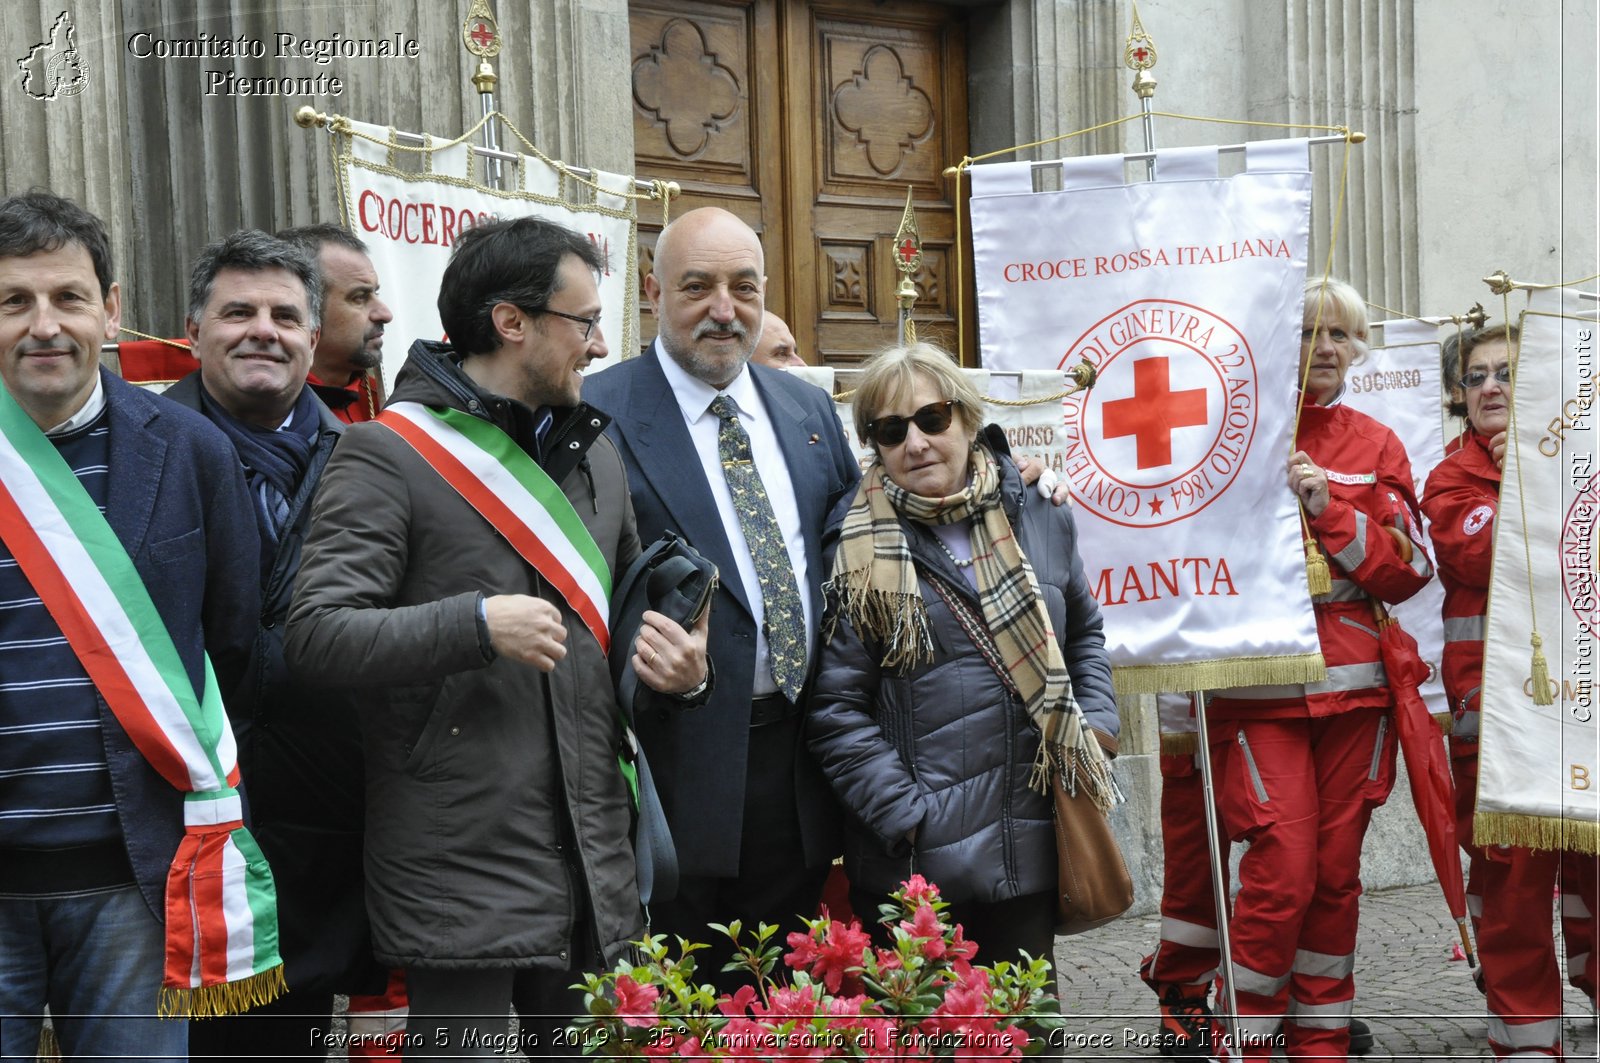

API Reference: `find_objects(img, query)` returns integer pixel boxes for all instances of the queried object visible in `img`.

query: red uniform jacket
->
[1212,397,1433,719]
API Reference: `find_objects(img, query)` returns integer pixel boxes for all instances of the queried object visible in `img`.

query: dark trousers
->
[648,711,831,993]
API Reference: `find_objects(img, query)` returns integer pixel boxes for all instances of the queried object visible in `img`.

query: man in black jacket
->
[167,230,376,1061]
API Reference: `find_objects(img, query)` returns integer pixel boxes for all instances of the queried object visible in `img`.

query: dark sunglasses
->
[865,400,960,447]
[1460,365,1511,390]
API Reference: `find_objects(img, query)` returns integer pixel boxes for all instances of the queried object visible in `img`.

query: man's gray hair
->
[187,229,322,328]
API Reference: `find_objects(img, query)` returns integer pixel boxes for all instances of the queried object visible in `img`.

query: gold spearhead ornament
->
[1124,1,1158,73]
[893,186,923,278]
[463,0,502,58]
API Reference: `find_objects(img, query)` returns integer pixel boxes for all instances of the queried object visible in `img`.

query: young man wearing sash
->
[0,192,263,1059]
[164,231,380,1062]
[286,216,707,1059]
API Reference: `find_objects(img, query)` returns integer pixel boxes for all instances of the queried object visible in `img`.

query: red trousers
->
[1144,752,1229,992]
[1211,709,1395,1060]
[1454,751,1599,1059]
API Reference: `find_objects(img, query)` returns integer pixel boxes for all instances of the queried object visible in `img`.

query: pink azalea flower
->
[785,919,871,995]
[899,903,947,959]
[899,875,939,905]
[613,974,660,1028]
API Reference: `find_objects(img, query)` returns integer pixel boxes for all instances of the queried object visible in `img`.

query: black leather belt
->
[751,693,799,727]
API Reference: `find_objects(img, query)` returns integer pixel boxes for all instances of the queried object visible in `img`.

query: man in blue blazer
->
[584,208,858,974]
[0,191,257,1060]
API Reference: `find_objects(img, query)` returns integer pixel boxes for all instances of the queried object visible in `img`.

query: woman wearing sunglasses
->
[1204,277,1433,1059]
[804,342,1118,970]
[1422,324,1596,1059]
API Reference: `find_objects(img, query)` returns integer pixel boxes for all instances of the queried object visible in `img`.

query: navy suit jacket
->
[96,371,259,919]
[583,346,860,876]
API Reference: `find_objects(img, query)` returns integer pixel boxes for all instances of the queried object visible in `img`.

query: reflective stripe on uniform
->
[1467,892,1483,918]
[1233,961,1291,998]
[1561,893,1592,920]
[1161,916,1219,948]
[1315,577,1371,603]
[1286,997,1353,1029]
[1568,951,1590,982]
[1443,615,1485,642]
[1332,511,1368,571]
[1455,708,1480,740]
[1221,662,1388,700]
[1487,1016,1561,1049]
[1292,948,1356,981]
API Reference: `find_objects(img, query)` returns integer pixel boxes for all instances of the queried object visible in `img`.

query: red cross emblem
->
[898,237,917,264]
[469,21,495,49]
[1100,356,1208,469]
[1132,45,1150,63]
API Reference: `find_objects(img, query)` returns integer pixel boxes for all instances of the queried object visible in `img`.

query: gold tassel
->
[36,1023,61,1063]
[1431,712,1454,737]
[159,965,287,1019]
[1304,538,1332,597]
[1529,632,1554,706]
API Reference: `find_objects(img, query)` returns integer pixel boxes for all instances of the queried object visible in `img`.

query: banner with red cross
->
[967,139,1324,694]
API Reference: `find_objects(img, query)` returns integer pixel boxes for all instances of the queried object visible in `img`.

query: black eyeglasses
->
[864,400,960,448]
[541,308,601,341]
[1460,365,1512,390]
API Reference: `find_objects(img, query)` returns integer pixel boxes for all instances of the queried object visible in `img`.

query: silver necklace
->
[933,534,974,569]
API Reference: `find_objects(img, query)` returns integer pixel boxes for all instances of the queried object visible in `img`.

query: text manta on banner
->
[968,139,1323,694]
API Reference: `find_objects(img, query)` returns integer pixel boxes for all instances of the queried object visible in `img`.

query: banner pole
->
[1192,690,1243,1054]
[463,0,505,190]
[1125,1,1159,180]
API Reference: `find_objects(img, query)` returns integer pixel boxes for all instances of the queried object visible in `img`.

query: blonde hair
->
[852,342,983,445]
[1303,276,1370,366]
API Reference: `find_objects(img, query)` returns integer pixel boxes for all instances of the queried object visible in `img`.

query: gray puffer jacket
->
[805,435,1116,905]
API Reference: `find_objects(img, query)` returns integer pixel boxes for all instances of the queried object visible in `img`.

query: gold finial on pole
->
[1124,0,1159,179]
[1483,270,1516,296]
[893,186,923,345]
[294,105,327,129]
[462,0,504,188]
[1464,302,1488,329]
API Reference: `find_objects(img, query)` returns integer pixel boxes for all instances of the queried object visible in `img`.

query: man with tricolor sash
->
[0,192,271,1058]
[286,216,708,1059]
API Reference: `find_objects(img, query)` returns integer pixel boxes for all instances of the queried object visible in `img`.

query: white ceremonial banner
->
[334,119,639,387]
[1346,319,1450,723]
[968,139,1323,693]
[1477,286,1599,852]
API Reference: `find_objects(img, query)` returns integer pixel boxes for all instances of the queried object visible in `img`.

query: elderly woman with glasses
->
[804,342,1118,967]
[1203,277,1433,1059]
[1422,324,1597,1059]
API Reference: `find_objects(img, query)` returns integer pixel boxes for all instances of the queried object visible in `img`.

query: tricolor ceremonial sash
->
[0,384,283,1018]
[1344,319,1451,727]
[378,402,612,652]
[1477,286,1599,852]
[968,139,1323,694]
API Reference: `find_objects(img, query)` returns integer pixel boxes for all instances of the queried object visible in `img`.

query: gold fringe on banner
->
[1473,812,1599,856]
[1432,712,1454,737]
[1112,652,1327,699]
[1158,731,1198,756]
[158,965,286,1020]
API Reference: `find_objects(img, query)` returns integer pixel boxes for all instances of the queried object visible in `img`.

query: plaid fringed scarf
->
[826,444,1118,812]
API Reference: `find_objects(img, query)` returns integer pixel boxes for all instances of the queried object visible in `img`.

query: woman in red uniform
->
[1206,278,1433,1059]
[1422,324,1597,1059]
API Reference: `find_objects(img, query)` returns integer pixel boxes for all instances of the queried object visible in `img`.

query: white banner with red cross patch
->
[333,118,638,390]
[968,140,1323,694]
[1476,286,1599,850]
[1345,318,1452,725]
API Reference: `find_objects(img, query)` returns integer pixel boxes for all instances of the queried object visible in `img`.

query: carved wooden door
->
[629,0,970,363]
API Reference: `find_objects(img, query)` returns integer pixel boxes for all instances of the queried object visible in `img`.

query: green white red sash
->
[0,382,284,1018]
[378,402,612,652]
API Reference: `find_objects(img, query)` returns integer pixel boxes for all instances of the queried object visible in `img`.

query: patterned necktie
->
[710,394,807,702]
